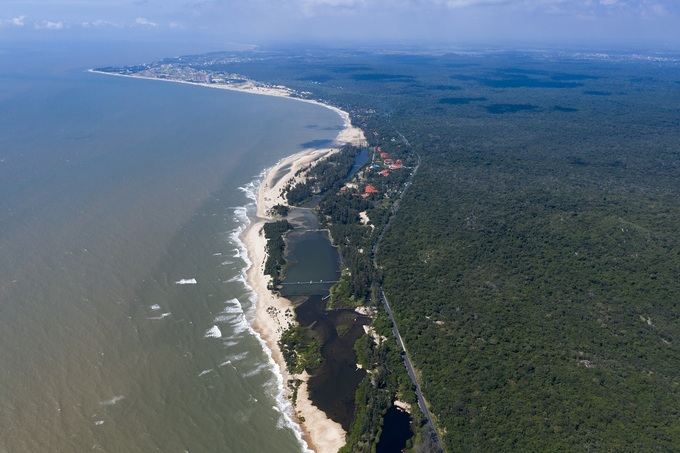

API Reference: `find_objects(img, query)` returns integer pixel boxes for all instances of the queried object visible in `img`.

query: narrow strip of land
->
[370,153,444,452]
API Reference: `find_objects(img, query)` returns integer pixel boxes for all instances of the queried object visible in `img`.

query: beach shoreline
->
[90,69,366,452]
[242,123,365,453]
[88,69,356,129]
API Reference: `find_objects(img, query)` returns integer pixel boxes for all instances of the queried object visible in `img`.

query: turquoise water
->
[0,48,343,452]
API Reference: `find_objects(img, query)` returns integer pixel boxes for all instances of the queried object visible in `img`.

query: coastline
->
[90,69,366,452]
[243,124,364,453]
[88,69,355,127]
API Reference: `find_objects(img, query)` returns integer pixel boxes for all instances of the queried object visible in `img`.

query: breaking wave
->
[205,325,222,338]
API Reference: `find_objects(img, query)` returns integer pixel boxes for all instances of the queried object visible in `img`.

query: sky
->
[1,0,679,50]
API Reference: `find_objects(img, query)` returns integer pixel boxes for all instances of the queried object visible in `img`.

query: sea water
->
[0,45,343,452]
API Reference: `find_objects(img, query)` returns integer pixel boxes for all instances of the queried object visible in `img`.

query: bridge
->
[280,279,339,286]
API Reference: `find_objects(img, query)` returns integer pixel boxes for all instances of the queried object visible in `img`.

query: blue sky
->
[1,0,679,49]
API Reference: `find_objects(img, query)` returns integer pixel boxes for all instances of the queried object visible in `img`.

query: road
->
[371,153,445,452]
[379,290,443,452]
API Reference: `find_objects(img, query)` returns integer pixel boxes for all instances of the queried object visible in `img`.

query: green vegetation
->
[229,49,680,451]
[110,47,680,451]
[283,145,362,205]
[279,325,324,374]
[329,273,362,309]
[484,103,540,114]
[266,204,290,217]
[342,305,428,453]
[263,220,292,287]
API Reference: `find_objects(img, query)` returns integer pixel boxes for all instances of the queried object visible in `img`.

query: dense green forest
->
[113,48,680,450]
[263,220,292,287]
[283,145,362,205]
[230,49,680,451]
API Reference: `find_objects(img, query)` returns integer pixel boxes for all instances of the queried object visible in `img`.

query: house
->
[379,169,391,177]
[363,184,379,197]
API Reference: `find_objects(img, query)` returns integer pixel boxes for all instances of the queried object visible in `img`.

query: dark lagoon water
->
[280,209,368,431]
[279,229,341,297]
[0,46,344,452]
[297,297,368,430]
[376,406,413,453]
[347,146,370,179]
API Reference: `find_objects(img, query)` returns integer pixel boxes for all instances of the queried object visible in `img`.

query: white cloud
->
[35,20,66,30]
[12,15,27,26]
[439,0,512,7]
[1,0,676,45]
[301,0,366,6]
[0,15,27,27]
[297,0,368,17]
[134,17,158,27]
[82,19,119,28]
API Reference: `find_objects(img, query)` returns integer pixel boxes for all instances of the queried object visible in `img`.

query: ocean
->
[0,46,343,452]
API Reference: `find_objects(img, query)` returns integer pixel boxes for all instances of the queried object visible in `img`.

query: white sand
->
[243,134,364,452]
[229,80,364,452]
[243,116,364,452]
[92,67,365,452]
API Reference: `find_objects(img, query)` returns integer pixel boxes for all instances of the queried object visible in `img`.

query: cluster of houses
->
[339,146,405,198]
[340,182,377,198]
[370,147,404,180]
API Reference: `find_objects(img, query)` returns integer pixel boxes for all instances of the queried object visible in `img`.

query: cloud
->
[438,0,513,7]
[35,20,66,30]
[301,0,366,6]
[1,0,676,45]
[134,17,158,27]
[81,19,120,28]
[296,0,372,17]
[0,15,27,27]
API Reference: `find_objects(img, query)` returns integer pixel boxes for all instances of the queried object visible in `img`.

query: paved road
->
[371,153,445,452]
[379,290,443,452]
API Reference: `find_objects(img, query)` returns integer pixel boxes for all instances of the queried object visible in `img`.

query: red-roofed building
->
[380,152,389,159]
[391,159,403,169]
[379,169,391,177]
[364,184,379,194]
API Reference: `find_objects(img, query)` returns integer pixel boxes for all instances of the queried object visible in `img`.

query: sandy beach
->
[242,117,364,452]
[218,78,364,451]
[92,68,365,452]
